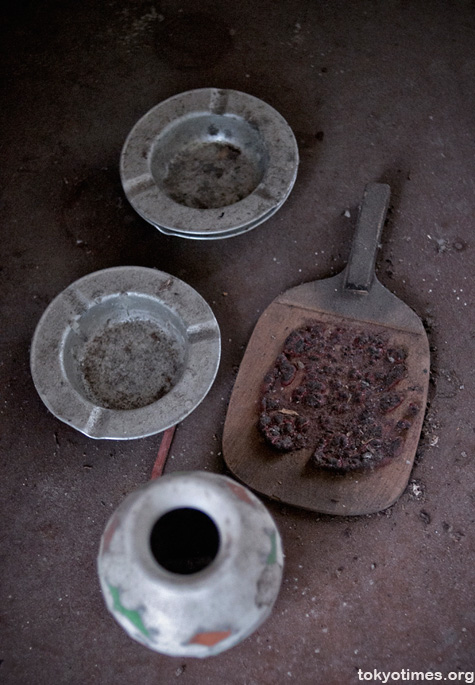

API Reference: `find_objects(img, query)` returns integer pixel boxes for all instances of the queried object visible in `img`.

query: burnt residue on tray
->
[258,323,421,473]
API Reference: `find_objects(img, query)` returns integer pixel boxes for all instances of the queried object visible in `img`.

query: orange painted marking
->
[102,514,120,553]
[226,481,254,505]
[189,630,232,647]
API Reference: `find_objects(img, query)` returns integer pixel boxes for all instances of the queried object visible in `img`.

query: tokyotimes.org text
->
[357,670,474,683]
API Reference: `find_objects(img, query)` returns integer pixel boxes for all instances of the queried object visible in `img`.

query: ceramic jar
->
[97,471,284,657]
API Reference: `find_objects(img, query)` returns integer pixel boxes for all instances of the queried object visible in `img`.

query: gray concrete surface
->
[1,1,474,683]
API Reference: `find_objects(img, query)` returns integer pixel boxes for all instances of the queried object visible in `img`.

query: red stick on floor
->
[150,425,177,479]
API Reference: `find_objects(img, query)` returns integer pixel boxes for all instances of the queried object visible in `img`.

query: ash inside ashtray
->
[79,319,185,410]
[162,140,263,209]
[150,113,267,210]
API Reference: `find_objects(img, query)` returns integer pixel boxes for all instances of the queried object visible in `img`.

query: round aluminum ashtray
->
[30,267,221,439]
[120,88,299,239]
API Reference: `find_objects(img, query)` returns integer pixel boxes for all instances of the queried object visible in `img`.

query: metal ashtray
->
[30,267,221,439]
[120,88,299,239]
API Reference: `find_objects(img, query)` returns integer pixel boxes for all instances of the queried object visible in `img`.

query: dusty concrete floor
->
[1,1,474,683]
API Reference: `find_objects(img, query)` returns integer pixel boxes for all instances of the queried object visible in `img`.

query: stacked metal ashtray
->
[120,88,299,239]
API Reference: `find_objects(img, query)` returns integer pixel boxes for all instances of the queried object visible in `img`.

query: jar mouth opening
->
[149,507,221,575]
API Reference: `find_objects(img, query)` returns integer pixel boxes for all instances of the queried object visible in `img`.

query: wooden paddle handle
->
[344,183,391,293]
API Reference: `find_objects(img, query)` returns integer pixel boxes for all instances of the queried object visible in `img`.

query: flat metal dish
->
[30,267,221,439]
[120,88,299,239]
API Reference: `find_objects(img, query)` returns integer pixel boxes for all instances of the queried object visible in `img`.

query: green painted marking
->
[266,530,277,565]
[108,584,150,638]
